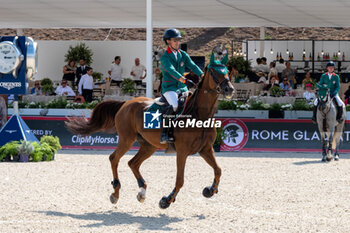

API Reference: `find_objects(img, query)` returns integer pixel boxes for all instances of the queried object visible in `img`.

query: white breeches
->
[163,91,178,111]
[314,95,344,107]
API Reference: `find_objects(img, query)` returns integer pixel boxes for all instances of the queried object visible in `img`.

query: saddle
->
[147,91,191,117]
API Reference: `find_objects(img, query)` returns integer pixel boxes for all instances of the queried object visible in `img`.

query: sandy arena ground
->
[1,150,350,233]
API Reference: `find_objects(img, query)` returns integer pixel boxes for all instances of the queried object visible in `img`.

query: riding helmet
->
[326,61,335,67]
[163,28,182,44]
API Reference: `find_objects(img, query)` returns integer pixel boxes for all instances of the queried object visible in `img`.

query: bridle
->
[194,64,230,94]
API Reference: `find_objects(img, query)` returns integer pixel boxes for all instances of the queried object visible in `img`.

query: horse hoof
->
[202,187,214,198]
[110,194,118,204]
[326,156,333,162]
[159,197,170,209]
[334,155,339,161]
[322,156,327,162]
[137,192,146,203]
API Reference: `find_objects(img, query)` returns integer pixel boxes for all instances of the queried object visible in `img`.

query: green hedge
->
[218,99,314,111]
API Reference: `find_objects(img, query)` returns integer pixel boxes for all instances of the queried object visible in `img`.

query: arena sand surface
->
[1,150,350,233]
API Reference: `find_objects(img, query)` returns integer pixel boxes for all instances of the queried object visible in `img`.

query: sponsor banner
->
[13,117,350,152]
[219,119,350,152]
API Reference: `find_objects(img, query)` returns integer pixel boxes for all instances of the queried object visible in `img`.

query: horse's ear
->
[209,52,215,65]
[221,53,228,65]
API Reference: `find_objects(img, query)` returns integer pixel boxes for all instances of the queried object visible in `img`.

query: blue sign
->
[143,110,161,129]
[0,36,27,95]
[0,115,39,146]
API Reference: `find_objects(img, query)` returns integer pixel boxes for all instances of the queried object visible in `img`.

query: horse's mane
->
[182,67,207,118]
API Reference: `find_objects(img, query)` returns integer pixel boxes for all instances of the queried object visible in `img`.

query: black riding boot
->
[160,106,175,144]
[336,106,344,123]
[312,105,317,124]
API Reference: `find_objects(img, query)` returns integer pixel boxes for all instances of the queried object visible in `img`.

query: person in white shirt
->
[275,58,286,74]
[130,58,146,85]
[268,62,277,81]
[303,83,316,105]
[78,67,94,102]
[55,80,76,96]
[260,57,270,73]
[108,56,123,87]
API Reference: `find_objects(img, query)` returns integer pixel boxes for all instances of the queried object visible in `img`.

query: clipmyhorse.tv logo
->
[143,110,221,129]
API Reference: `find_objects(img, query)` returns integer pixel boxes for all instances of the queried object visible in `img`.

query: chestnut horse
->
[66,54,234,209]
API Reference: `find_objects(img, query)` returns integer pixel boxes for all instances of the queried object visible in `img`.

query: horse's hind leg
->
[332,126,342,161]
[198,144,222,198]
[128,136,157,203]
[109,137,135,205]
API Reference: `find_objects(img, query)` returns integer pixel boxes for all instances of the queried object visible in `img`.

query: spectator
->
[282,61,296,89]
[108,56,123,87]
[263,76,279,95]
[229,67,239,83]
[280,77,293,95]
[261,57,270,73]
[30,80,42,95]
[76,59,87,88]
[268,62,277,81]
[62,60,76,87]
[130,58,146,86]
[275,58,286,74]
[78,67,94,102]
[303,83,316,105]
[344,85,350,105]
[257,72,267,84]
[252,58,262,72]
[302,71,314,88]
[55,80,76,96]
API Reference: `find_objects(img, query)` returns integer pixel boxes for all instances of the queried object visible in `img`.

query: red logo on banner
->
[220,119,248,151]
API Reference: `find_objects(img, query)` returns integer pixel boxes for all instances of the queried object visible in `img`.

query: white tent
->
[0,0,349,28]
[1,0,348,97]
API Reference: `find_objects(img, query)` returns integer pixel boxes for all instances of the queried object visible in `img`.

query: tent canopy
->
[0,0,349,28]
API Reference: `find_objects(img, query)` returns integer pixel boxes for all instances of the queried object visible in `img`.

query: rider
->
[312,61,344,123]
[159,28,204,144]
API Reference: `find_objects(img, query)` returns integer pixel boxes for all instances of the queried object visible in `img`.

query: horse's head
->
[205,46,234,99]
[317,84,331,112]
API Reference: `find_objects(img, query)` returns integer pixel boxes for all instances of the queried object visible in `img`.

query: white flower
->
[262,103,270,109]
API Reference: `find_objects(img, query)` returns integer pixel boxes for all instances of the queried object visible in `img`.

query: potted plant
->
[92,72,103,82]
[121,78,136,95]
[268,103,284,118]
[64,42,93,65]
[213,127,227,152]
[41,78,55,96]
[0,141,19,162]
[270,85,284,97]
[40,135,62,160]
[17,140,34,162]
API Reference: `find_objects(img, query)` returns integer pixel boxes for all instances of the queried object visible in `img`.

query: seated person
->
[30,81,42,95]
[303,83,316,105]
[280,78,293,95]
[257,72,267,84]
[262,76,279,96]
[302,71,314,88]
[55,80,76,96]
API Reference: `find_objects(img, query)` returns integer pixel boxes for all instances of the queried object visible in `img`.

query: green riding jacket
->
[160,47,203,94]
[319,72,340,96]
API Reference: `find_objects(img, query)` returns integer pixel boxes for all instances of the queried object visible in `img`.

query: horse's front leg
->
[320,131,327,162]
[199,145,221,198]
[326,131,334,162]
[159,153,188,209]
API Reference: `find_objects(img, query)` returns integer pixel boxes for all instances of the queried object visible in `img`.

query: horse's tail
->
[65,100,125,135]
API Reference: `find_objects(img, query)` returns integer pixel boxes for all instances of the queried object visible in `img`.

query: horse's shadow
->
[293,160,325,166]
[36,210,183,231]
